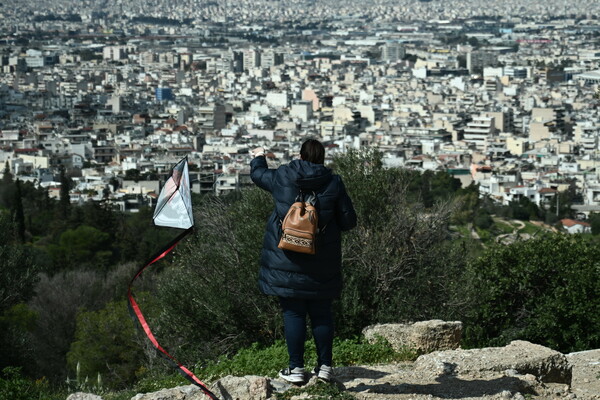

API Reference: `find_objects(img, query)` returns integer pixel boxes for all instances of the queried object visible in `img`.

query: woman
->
[250,139,357,384]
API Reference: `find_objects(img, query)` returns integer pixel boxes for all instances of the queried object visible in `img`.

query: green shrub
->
[0,213,40,372]
[333,150,468,336]
[0,367,64,400]
[28,263,149,383]
[153,151,469,367]
[155,188,282,364]
[67,297,159,389]
[473,211,494,230]
[333,336,416,365]
[46,224,113,270]
[0,304,37,374]
[463,234,600,352]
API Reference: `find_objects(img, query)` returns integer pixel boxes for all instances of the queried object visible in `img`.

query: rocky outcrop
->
[130,385,204,400]
[414,340,572,384]
[66,393,104,400]
[124,376,272,400]
[362,320,462,354]
[566,349,600,399]
[66,321,600,400]
[210,375,270,400]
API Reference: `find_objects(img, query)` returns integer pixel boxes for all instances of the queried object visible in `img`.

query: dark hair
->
[300,139,325,164]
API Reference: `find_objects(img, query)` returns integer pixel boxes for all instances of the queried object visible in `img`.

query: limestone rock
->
[362,320,462,354]
[567,349,600,399]
[414,340,572,384]
[130,385,203,400]
[66,393,104,400]
[210,375,270,400]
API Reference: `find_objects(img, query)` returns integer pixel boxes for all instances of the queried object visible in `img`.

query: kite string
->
[127,227,221,400]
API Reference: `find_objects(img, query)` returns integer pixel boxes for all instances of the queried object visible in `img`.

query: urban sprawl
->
[2,0,600,228]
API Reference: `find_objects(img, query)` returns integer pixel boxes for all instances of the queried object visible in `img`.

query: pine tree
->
[13,179,25,242]
[59,166,71,219]
[2,161,12,184]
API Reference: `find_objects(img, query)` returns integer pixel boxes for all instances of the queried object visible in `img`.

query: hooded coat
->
[250,156,357,299]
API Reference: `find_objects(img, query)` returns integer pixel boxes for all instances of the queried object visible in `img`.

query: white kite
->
[128,157,220,400]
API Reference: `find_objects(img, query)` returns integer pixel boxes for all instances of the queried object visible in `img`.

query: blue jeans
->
[279,297,334,369]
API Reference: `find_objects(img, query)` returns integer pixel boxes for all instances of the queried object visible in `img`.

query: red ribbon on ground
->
[127,227,220,400]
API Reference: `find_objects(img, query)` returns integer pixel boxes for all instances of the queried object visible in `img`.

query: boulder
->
[362,320,462,354]
[414,340,572,384]
[566,349,600,399]
[66,393,103,400]
[130,385,203,400]
[210,375,270,400]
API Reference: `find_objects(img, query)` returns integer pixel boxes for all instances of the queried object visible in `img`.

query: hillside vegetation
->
[1,150,599,398]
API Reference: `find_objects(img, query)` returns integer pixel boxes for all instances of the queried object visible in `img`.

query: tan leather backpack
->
[278,193,318,255]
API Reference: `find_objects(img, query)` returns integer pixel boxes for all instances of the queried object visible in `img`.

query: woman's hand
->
[251,147,265,158]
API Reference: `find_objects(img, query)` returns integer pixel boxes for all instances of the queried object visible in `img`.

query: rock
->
[130,385,203,400]
[566,349,600,400]
[414,340,572,384]
[362,320,462,354]
[500,390,512,399]
[210,375,270,400]
[66,393,103,400]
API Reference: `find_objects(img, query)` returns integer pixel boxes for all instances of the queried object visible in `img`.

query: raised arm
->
[250,154,276,192]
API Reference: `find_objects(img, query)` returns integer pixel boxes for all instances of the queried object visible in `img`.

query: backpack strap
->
[282,190,325,233]
[300,190,325,233]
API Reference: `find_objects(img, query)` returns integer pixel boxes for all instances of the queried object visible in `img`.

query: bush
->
[0,213,39,372]
[28,263,151,382]
[0,213,39,313]
[150,151,469,367]
[0,367,64,400]
[473,211,494,230]
[67,298,156,389]
[46,225,113,270]
[332,150,468,336]
[463,234,600,352]
[0,304,37,374]
[155,188,282,364]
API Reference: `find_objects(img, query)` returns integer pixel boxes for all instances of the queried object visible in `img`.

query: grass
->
[491,218,515,234]
[133,336,416,394]
[196,336,415,381]
[519,221,545,235]
[0,367,67,400]
[453,218,556,245]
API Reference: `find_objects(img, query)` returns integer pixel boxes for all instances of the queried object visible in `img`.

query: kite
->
[127,157,220,400]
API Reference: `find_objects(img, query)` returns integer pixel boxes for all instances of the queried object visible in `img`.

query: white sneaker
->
[279,367,305,384]
[314,365,333,382]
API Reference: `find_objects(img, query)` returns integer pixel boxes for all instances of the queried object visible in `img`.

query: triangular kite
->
[128,157,220,400]
[153,158,194,229]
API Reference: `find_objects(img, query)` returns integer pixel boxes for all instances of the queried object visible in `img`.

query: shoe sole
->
[279,375,305,384]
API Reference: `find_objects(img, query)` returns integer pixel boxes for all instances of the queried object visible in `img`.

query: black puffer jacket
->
[250,156,357,299]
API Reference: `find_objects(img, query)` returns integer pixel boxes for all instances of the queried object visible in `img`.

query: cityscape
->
[2,0,600,230]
